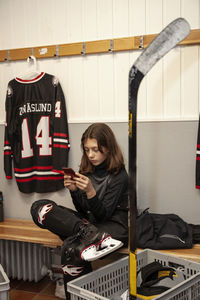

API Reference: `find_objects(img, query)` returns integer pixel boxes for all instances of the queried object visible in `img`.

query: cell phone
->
[62,167,79,179]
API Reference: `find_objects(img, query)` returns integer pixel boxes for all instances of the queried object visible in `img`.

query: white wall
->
[0,0,199,123]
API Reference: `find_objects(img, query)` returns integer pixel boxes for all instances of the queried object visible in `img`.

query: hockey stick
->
[128,17,190,299]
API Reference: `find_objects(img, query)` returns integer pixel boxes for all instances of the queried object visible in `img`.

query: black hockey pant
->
[31,199,89,299]
[30,199,127,299]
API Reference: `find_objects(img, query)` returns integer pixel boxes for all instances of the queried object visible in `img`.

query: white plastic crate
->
[67,249,200,300]
[0,264,10,300]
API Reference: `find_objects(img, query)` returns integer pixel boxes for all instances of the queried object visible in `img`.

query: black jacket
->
[70,163,128,228]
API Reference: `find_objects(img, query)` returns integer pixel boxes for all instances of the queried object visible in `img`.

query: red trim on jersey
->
[4,151,12,155]
[196,157,200,160]
[196,185,200,189]
[53,144,69,148]
[6,176,12,179]
[16,72,44,83]
[197,144,200,148]
[14,165,53,172]
[4,141,10,145]
[16,176,64,182]
[54,133,68,137]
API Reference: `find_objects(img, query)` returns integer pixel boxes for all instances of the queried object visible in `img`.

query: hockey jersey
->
[4,72,70,193]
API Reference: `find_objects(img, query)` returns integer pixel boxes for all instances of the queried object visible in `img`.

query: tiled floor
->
[9,276,61,300]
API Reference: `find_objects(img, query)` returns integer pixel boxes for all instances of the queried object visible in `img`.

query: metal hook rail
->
[0,29,199,62]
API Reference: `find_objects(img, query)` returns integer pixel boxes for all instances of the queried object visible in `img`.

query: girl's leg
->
[31,199,92,299]
[30,199,83,240]
[61,235,92,300]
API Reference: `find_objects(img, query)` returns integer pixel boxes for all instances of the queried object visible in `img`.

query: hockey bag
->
[136,209,193,249]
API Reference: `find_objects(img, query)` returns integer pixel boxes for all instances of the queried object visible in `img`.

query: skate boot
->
[61,236,92,300]
[76,222,123,261]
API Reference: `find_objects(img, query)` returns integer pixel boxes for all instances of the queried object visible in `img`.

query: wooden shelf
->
[0,29,199,62]
[0,218,62,247]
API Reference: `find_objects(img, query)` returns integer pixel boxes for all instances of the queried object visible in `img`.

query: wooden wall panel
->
[181,0,199,119]
[163,0,181,27]
[146,61,163,118]
[146,0,163,118]
[66,57,85,121]
[163,0,181,119]
[98,54,115,120]
[129,0,147,120]
[83,0,98,41]
[10,1,27,48]
[0,0,199,124]
[0,0,13,50]
[97,0,113,39]
[66,0,84,43]
[163,48,181,119]
[114,52,130,120]
[129,0,146,36]
[51,0,68,44]
[181,0,199,29]
[84,56,99,121]
[146,0,163,34]
[113,0,129,38]
[112,0,130,121]
[181,46,199,118]
[97,0,114,121]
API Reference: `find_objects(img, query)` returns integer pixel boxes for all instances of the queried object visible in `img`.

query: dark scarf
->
[88,161,111,201]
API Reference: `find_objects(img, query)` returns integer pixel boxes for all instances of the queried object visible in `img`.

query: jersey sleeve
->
[52,79,70,172]
[4,84,14,179]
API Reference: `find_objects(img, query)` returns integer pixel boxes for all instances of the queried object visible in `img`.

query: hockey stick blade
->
[134,17,190,76]
[129,17,190,299]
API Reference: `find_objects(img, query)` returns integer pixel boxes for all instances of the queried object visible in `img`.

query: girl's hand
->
[64,174,77,192]
[74,173,96,199]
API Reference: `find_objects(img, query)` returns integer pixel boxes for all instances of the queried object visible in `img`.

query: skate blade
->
[82,237,123,262]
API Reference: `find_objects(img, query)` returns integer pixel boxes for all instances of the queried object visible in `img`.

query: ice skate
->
[62,223,123,263]
[77,223,123,261]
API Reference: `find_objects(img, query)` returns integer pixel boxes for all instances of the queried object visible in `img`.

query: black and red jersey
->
[4,72,70,193]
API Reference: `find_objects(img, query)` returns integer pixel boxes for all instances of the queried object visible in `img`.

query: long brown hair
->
[79,123,124,174]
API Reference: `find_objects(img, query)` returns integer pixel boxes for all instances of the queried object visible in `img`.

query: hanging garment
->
[4,73,70,193]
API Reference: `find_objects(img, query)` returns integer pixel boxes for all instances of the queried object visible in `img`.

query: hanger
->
[27,55,36,65]
[17,55,42,80]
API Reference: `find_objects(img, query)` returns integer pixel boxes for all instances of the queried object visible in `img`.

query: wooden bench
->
[0,218,62,248]
[0,218,200,263]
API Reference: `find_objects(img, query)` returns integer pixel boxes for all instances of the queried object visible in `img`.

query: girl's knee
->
[30,199,56,227]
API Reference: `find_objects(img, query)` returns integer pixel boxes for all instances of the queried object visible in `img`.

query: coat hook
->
[139,36,144,49]
[81,42,86,55]
[5,50,10,61]
[108,40,113,52]
[54,45,59,57]
[27,55,36,64]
